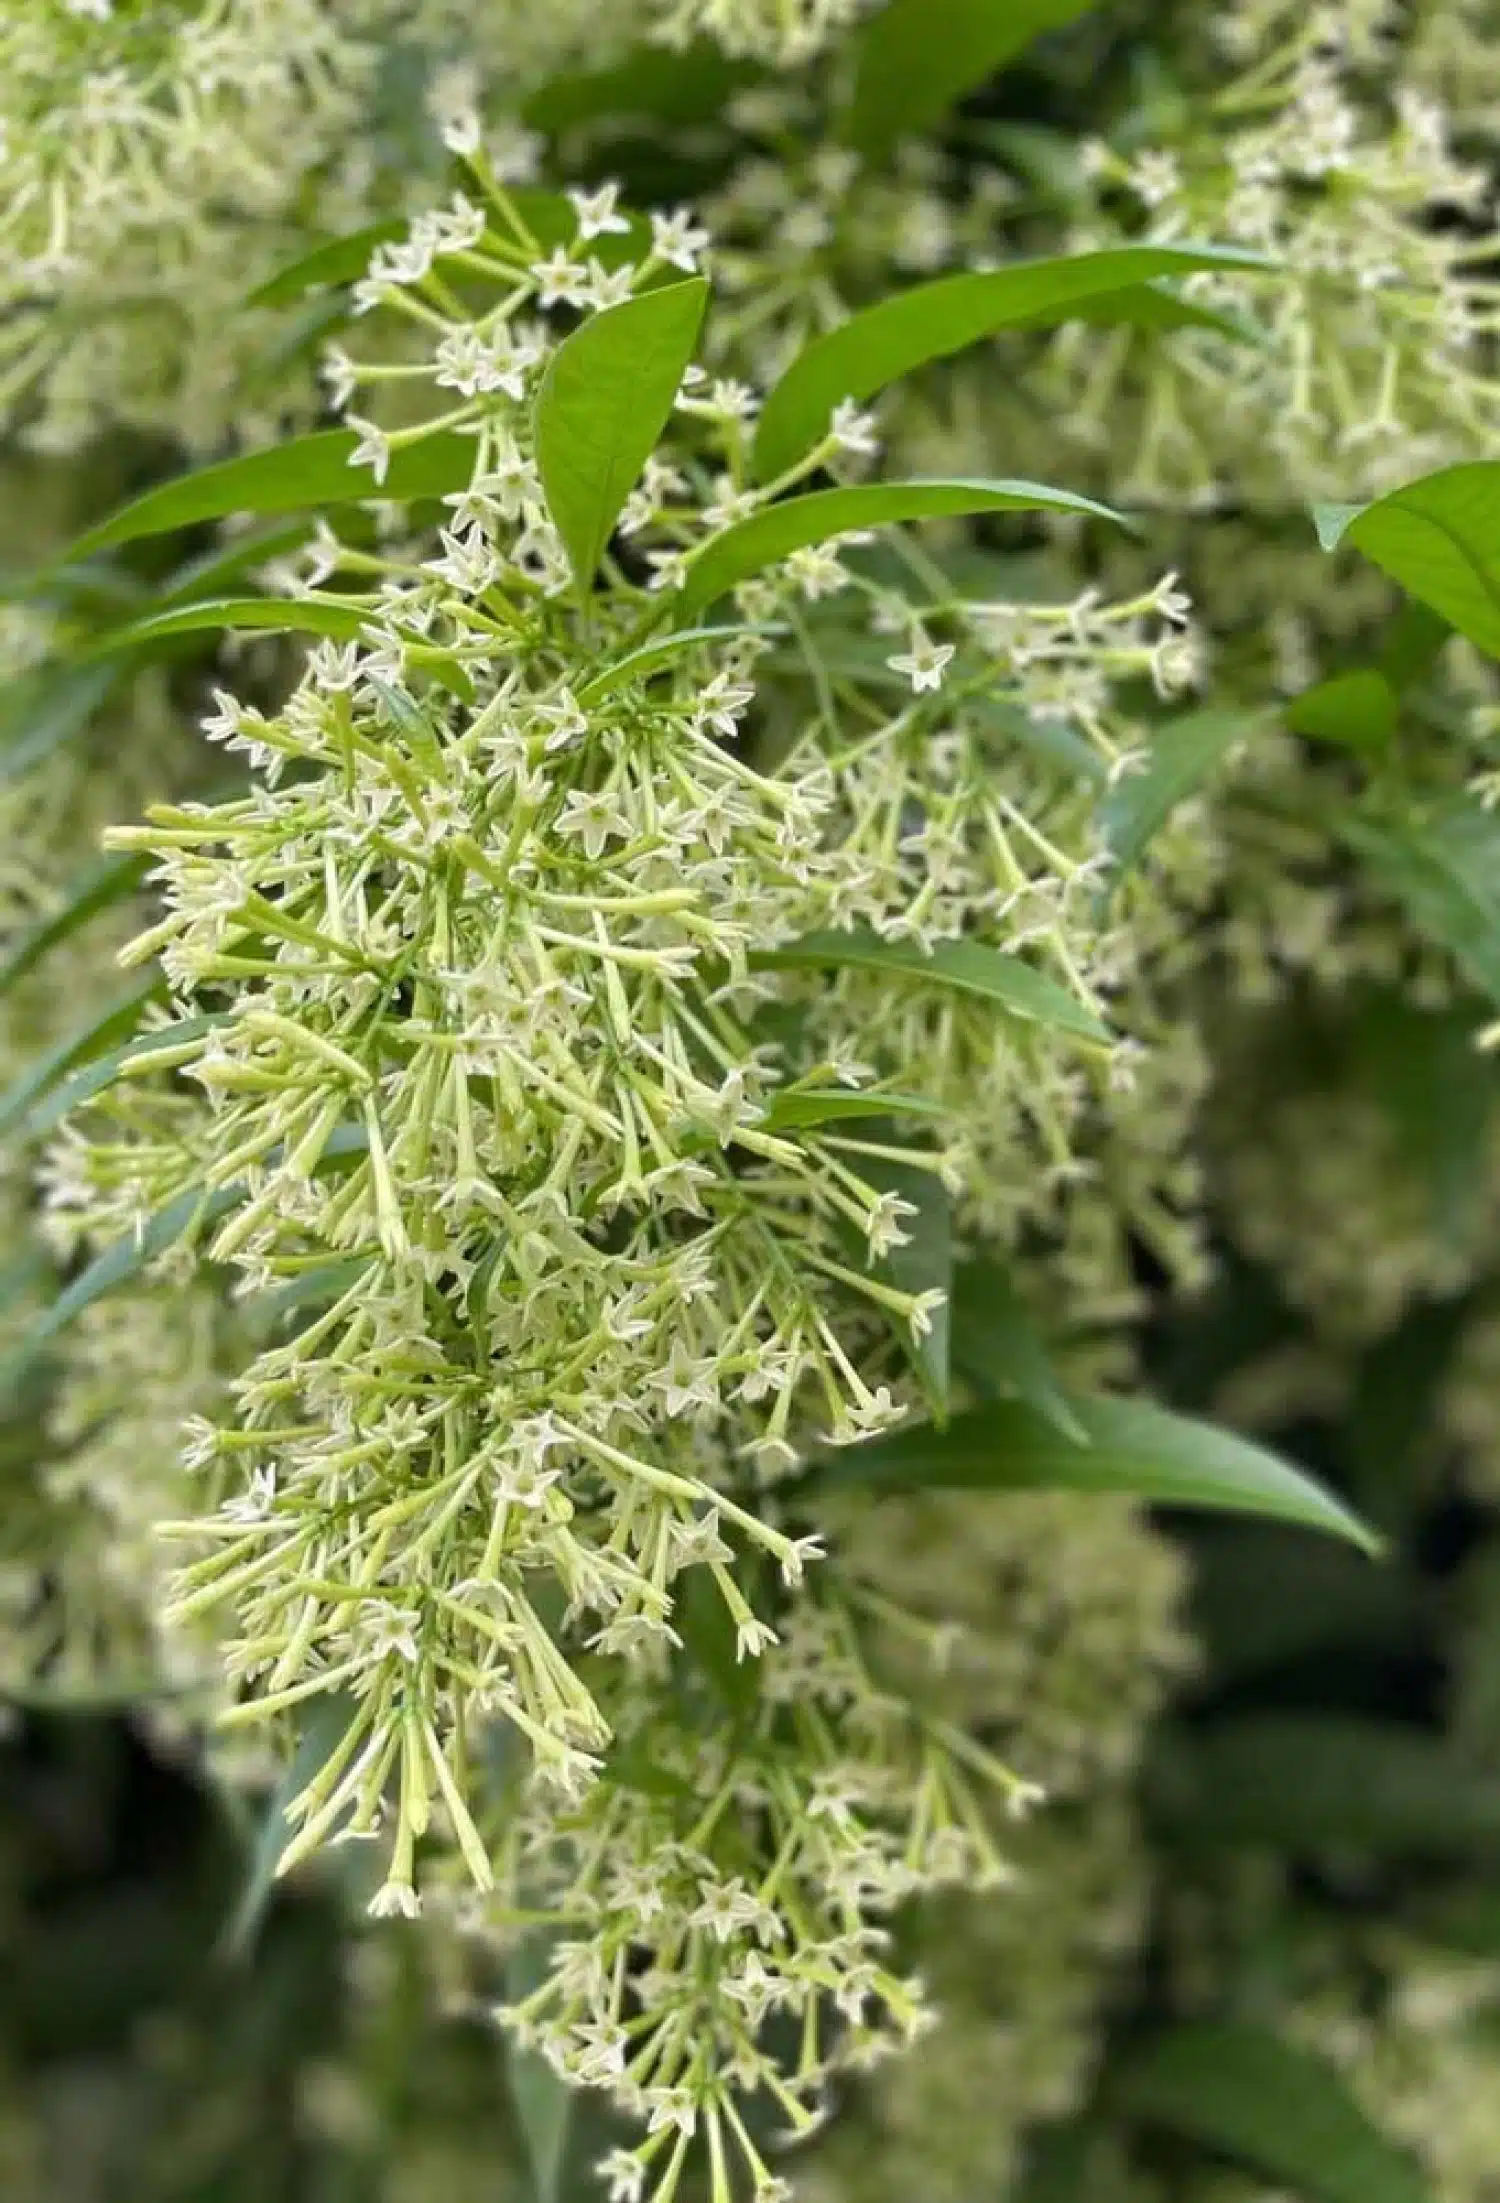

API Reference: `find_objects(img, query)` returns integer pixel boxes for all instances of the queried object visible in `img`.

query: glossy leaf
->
[1101,707,1270,882]
[535,278,709,591]
[679,477,1125,617]
[60,428,478,565]
[246,221,407,307]
[576,623,777,702]
[0,852,146,996]
[812,1391,1381,1554]
[81,593,371,662]
[950,1255,1086,1442]
[157,520,322,607]
[750,927,1110,1043]
[1342,800,1500,1006]
[761,1086,947,1131]
[846,0,1096,159]
[1116,2024,1431,2203]
[1314,461,1500,657]
[1150,1715,1500,1855]
[753,245,1271,481]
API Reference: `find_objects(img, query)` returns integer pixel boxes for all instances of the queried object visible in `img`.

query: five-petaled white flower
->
[886,634,955,692]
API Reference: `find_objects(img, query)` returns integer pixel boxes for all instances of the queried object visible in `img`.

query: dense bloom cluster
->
[31,162,1213,2183]
[0,0,879,449]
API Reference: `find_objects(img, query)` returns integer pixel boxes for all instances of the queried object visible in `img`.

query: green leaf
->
[1314,461,1500,657]
[861,1154,952,1416]
[535,278,709,592]
[950,1255,1086,1442]
[246,1258,376,1336]
[677,477,1126,618]
[752,245,1272,482]
[504,1931,576,2203]
[750,927,1110,1044]
[1342,799,1500,1006]
[0,852,146,996]
[0,661,124,784]
[576,623,777,703]
[521,39,756,133]
[1285,668,1397,749]
[7,1011,224,1148]
[1377,597,1452,688]
[81,593,371,662]
[157,520,323,607]
[846,0,1097,159]
[59,428,478,565]
[811,1391,1381,1555]
[0,1183,238,1396]
[1115,2024,1431,2203]
[760,1086,947,1131]
[1101,707,1270,883]
[1150,1715,1500,1855]
[246,221,407,307]
[222,1696,358,1960]
[1353,994,1496,1248]
[0,974,165,1142]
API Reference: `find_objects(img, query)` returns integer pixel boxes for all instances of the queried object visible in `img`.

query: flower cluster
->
[1055,11,1500,512]
[29,153,1223,2186]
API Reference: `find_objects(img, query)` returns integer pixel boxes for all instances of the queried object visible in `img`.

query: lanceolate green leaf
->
[222,1695,358,1960]
[0,1182,239,1397]
[846,0,1096,160]
[751,928,1110,1043]
[761,1087,947,1131]
[0,974,166,1142]
[0,852,147,996]
[504,1930,576,2203]
[577,623,778,702]
[1101,707,1270,883]
[1115,2024,1431,2203]
[1342,800,1500,1006]
[246,220,407,307]
[950,1255,1086,1442]
[535,278,709,591]
[752,246,1271,481]
[1314,461,1500,657]
[0,661,124,785]
[60,428,478,565]
[81,593,372,662]
[678,478,1126,617]
[9,1011,225,1148]
[811,1391,1381,1555]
